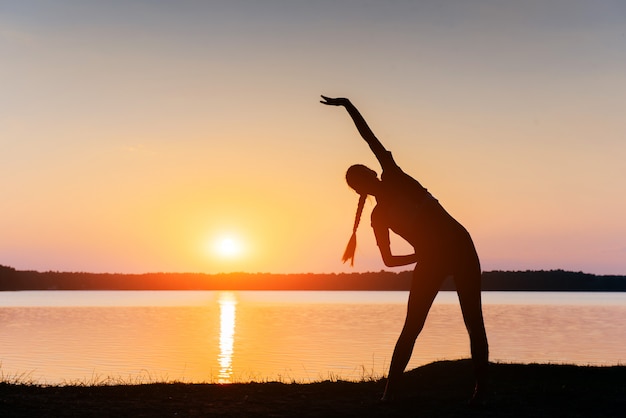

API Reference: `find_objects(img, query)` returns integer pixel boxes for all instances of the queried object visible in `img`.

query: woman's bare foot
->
[469,384,486,407]
[380,379,395,402]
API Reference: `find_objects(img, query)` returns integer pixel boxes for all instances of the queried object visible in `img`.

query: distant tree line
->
[1,265,625,291]
[479,269,626,291]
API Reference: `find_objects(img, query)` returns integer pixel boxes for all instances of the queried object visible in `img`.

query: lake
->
[0,291,624,385]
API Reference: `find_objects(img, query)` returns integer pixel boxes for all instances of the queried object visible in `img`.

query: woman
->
[321,95,488,403]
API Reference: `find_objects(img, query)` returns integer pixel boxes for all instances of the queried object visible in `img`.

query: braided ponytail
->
[342,193,367,266]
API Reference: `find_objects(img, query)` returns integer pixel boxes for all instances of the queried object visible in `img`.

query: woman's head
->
[345,164,379,196]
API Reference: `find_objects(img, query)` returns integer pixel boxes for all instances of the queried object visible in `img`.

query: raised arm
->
[321,96,389,167]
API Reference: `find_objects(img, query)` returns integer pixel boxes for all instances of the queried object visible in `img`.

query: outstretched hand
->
[320,95,351,107]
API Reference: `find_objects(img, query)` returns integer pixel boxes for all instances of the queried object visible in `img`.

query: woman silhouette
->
[321,95,488,403]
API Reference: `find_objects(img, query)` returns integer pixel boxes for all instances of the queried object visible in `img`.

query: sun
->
[213,235,243,258]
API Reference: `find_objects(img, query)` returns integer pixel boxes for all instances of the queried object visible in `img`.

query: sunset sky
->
[2,1,625,275]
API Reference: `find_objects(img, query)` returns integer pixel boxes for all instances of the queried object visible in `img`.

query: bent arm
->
[378,243,418,268]
[374,226,418,267]
[321,96,389,167]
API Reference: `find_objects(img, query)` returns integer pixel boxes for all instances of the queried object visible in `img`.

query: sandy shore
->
[1,359,624,417]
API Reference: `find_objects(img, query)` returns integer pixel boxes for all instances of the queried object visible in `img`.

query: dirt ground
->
[1,359,624,417]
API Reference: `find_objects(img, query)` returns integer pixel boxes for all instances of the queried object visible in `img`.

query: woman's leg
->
[382,264,445,400]
[453,243,489,403]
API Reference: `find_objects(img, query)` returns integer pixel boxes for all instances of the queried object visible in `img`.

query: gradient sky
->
[2,1,625,275]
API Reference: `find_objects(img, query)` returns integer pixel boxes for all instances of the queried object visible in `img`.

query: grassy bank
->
[1,359,624,417]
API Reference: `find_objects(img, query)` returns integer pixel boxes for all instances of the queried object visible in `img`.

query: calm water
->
[0,291,624,385]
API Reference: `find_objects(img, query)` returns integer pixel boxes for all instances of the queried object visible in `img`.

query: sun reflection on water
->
[217,291,237,383]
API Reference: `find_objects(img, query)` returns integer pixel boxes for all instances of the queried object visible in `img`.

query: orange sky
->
[2,2,626,275]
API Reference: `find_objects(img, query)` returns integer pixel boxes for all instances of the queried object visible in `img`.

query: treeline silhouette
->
[1,265,625,291]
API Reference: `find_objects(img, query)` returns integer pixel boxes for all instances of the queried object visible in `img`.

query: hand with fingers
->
[320,95,351,107]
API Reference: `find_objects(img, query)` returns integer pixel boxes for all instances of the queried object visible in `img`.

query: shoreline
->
[3,267,625,292]
[1,360,624,417]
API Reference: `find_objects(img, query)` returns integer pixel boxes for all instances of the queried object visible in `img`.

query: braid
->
[352,194,367,233]
[342,194,367,266]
